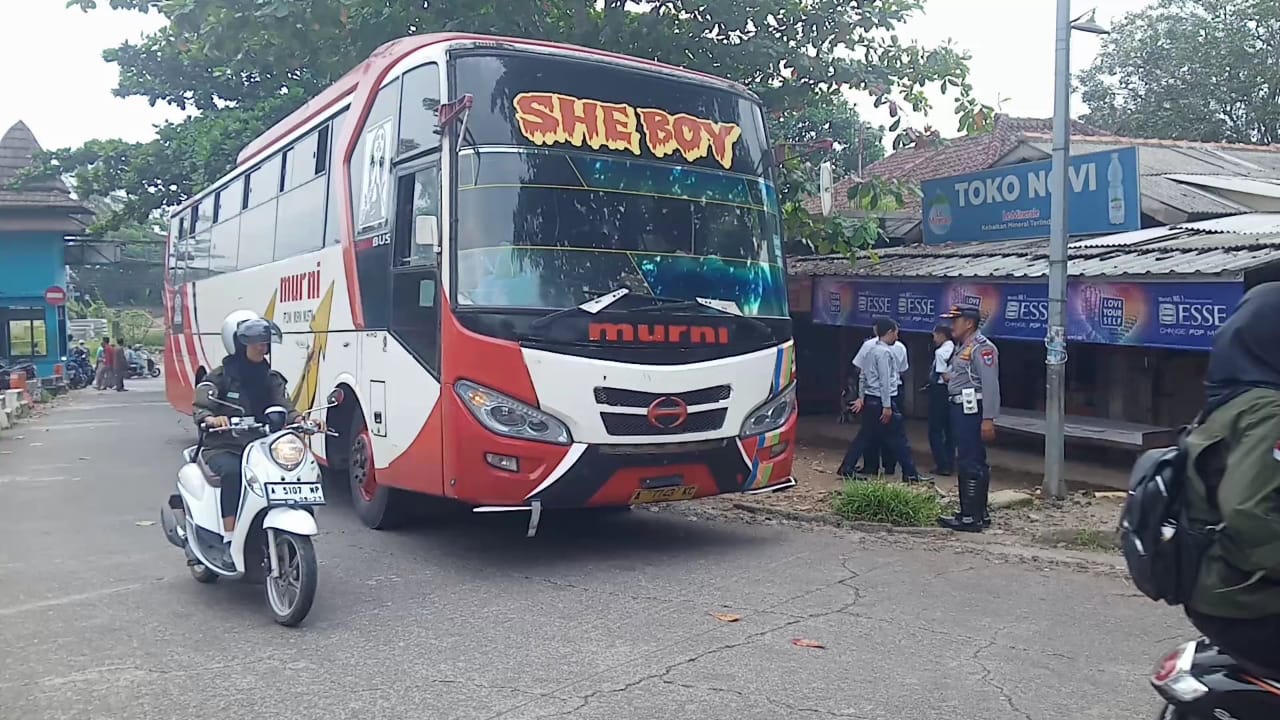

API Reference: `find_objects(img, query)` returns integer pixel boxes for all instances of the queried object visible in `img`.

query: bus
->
[163,33,798,533]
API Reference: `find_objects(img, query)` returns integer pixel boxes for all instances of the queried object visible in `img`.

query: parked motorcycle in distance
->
[0,359,38,390]
[159,382,342,626]
[1151,639,1280,718]
[64,353,94,389]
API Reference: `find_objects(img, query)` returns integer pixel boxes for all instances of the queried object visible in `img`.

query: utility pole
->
[1044,5,1109,501]
[1043,0,1073,501]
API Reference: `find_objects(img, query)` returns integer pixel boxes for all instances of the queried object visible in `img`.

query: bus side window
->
[393,164,440,268]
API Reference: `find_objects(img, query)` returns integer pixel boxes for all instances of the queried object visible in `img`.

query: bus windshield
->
[453,148,787,317]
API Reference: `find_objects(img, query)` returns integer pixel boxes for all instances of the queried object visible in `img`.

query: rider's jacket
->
[193,355,299,454]
[1185,387,1280,620]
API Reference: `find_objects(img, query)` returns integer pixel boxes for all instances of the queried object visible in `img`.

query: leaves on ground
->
[710,612,742,623]
[791,638,826,649]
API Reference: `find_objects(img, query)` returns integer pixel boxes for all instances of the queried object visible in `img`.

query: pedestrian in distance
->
[112,337,129,392]
[836,317,928,483]
[927,324,956,476]
[95,336,112,390]
[937,305,1000,532]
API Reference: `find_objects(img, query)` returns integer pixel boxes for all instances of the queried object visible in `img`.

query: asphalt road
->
[0,380,1188,719]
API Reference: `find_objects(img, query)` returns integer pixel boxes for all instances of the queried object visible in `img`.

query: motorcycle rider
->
[192,312,317,552]
[1183,282,1280,674]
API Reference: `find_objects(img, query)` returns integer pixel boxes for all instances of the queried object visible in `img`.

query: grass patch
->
[831,479,949,528]
[1072,529,1119,550]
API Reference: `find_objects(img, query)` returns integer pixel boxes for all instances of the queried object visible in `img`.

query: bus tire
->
[347,413,406,530]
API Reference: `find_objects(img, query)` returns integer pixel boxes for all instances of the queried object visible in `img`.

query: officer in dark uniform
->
[937,305,1000,532]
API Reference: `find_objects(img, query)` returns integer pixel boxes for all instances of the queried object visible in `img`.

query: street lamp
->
[1044,3,1109,500]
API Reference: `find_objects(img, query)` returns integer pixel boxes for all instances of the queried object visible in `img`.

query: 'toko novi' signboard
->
[922,147,1141,244]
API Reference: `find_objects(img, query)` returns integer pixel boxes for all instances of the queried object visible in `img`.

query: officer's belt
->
[949,393,983,403]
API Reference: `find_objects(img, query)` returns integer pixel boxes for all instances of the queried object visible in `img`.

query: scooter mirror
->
[194,382,218,406]
[327,388,345,406]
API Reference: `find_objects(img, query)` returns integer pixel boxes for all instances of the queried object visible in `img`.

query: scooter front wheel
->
[190,563,219,584]
[265,532,317,627]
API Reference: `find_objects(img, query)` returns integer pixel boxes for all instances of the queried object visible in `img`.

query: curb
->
[732,500,1123,553]
[731,501,950,536]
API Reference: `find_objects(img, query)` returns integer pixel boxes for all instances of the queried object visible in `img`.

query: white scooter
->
[160,383,341,626]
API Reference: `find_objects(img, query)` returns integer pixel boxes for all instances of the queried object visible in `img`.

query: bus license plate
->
[265,482,326,506]
[629,486,697,504]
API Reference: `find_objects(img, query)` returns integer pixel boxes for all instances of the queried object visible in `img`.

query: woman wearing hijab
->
[1182,282,1280,673]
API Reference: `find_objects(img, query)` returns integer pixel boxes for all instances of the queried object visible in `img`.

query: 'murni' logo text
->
[280,265,321,303]
[588,323,730,344]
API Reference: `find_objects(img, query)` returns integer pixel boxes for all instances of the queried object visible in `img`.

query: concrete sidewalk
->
[799,414,1131,491]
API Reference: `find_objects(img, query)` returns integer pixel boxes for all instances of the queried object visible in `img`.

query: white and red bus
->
[164,33,798,532]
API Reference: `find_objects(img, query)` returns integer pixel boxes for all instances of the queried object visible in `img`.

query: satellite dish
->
[819,161,834,217]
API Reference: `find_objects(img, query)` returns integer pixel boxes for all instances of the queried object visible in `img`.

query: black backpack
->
[1119,400,1234,606]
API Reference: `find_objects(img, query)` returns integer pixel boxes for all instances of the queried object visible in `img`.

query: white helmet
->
[220,310,281,356]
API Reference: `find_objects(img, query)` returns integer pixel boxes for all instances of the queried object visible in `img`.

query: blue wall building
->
[0,121,92,378]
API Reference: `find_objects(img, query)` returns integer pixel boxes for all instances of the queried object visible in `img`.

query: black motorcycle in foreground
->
[1151,639,1280,717]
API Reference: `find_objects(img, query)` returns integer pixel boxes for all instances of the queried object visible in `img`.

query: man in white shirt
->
[837,318,926,482]
[927,324,956,475]
[848,322,909,476]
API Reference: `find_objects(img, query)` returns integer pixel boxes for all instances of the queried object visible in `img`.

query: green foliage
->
[831,479,948,527]
[67,296,158,346]
[41,0,990,255]
[1079,0,1280,144]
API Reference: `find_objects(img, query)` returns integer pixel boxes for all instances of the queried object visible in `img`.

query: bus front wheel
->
[347,413,407,530]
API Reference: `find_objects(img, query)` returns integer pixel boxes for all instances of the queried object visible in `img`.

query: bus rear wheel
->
[347,414,406,530]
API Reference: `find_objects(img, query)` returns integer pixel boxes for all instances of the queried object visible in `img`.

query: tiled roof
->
[788,213,1280,280]
[0,121,93,221]
[802,115,1106,216]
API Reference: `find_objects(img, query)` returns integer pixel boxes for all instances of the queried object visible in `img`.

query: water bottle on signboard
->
[1107,153,1125,225]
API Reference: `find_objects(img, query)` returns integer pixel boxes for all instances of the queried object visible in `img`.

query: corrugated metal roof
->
[1068,225,1183,249]
[790,221,1280,280]
[1178,213,1280,234]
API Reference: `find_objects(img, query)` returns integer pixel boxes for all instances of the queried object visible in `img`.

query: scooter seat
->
[195,454,222,488]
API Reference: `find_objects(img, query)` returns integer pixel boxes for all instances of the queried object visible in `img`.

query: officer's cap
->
[940,304,982,321]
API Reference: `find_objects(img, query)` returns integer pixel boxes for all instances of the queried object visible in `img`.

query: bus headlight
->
[269,433,307,471]
[740,384,796,437]
[455,380,572,446]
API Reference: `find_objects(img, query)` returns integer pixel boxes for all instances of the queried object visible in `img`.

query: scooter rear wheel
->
[1156,703,1182,719]
[265,532,317,627]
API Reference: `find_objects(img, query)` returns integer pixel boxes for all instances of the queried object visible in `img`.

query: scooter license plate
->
[265,482,326,506]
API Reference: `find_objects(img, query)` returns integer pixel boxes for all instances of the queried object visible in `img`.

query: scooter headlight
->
[269,433,307,471]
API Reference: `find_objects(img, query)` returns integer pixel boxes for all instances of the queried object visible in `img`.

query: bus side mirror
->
[326,388,345,406]
[414,215,439,248]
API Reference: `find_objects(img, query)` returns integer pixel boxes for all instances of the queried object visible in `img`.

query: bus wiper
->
[527,287,635,332]
[629,297,744,316]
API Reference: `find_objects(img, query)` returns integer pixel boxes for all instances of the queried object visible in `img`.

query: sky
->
[0,0,1156,152]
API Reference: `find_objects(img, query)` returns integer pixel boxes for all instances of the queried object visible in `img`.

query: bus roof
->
[237,32,758,168]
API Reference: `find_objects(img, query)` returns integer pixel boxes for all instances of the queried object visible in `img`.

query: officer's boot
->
[977,468,992,529]
[939,471,983,532]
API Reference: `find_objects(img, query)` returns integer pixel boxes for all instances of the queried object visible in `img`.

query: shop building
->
[0,121,92,377]
[793,126,1280,456]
